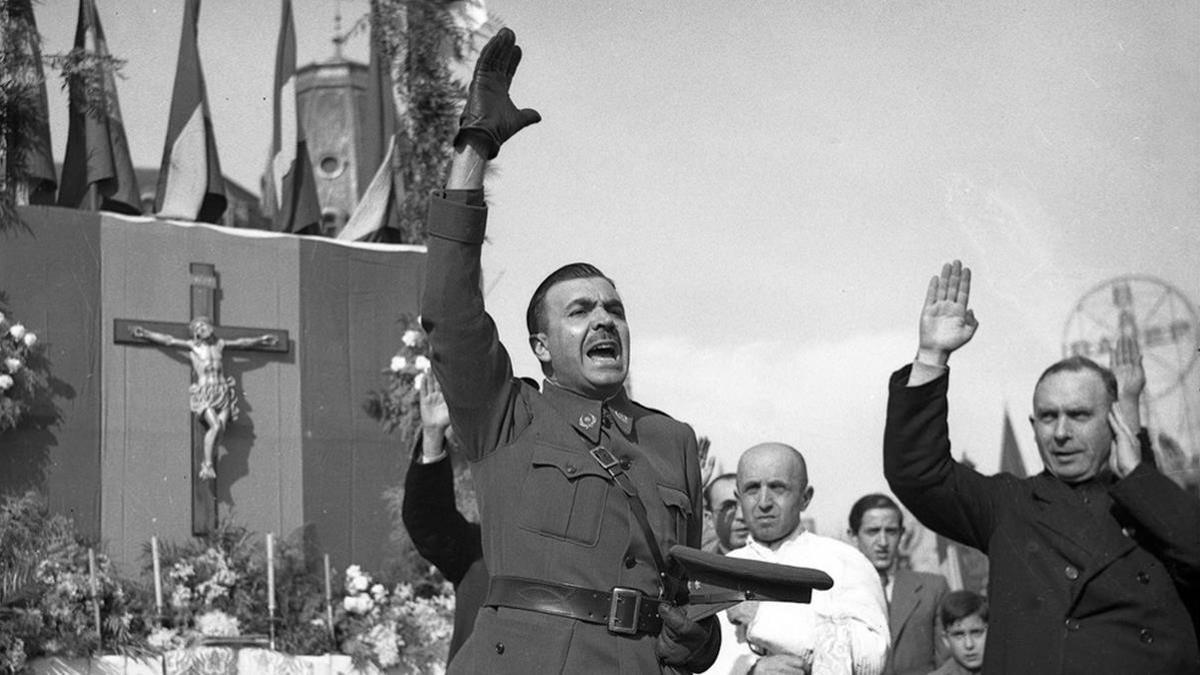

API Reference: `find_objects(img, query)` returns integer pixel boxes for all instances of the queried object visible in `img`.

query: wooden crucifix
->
[114,263,290,535]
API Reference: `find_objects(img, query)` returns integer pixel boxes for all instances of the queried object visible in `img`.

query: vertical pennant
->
[362,16,397,196]
[58,0,141,215]
[269,0,321,234]
[998,408,1027,478]
[338,134,405,243]
[156,0,227,223]
[8,0,58,204]
[340,13,407,244]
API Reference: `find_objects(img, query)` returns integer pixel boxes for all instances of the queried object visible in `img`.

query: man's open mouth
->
[585,339,621,363]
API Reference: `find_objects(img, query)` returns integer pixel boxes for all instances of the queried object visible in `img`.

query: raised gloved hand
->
[656,604,721,672]
[455,27,541,159]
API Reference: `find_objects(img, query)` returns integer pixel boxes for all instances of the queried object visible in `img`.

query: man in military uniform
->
[420,28,720,674]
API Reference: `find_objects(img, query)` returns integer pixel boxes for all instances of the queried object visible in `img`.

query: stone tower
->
[296,53,380,236]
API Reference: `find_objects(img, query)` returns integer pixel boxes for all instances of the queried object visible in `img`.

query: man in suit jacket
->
[884,260,1200,674]
[848,494,949,675]
[401,374,486,661]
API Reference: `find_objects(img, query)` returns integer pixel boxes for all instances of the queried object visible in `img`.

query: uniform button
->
[620,459,631,470]
[1140,628,1153,644]
[1065,618,1080,631]
[1137,571,1150,584]
[495,642,505,654]
[565,465,576,475]
[624,554,637,569]
[1064,565,1079,580]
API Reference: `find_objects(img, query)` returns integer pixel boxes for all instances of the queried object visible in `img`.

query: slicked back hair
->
[848,493,903,533]
[1035,356,1118,404]
[939,590,989,627]
[703,473,738,511]
[525,262,615,335]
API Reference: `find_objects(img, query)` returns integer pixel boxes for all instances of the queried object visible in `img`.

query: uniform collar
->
[541,380,636,443]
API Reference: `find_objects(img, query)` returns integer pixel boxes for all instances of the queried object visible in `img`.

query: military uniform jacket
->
[421,193,708,674]
[883,365,1200,674]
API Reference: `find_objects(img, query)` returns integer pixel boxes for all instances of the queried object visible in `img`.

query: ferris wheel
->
[1062,275,1200,485]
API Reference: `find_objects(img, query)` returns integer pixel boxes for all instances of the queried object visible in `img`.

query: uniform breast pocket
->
[657,484,693,546]
[517,443,610,546]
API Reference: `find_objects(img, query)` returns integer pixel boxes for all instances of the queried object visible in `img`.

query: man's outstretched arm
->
[420,28,540,460]
[885,261,1005,552]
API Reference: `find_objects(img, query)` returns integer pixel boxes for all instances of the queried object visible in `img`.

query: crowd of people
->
[399,27,1200,675]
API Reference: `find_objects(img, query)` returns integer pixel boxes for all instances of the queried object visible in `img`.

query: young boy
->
[930,590,987,674]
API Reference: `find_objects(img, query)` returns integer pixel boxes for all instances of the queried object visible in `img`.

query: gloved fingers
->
[507,44,523,83]
[658,603,690,633]
[476,27,513,74]
[518,108,542,128]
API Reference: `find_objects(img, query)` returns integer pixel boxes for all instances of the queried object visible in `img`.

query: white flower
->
[0,374,13,391]
[8,324,25,340]
[401,330,421,348]
[345,564,371,592]
[414,355,431,372]
[389,356,407,373]
[147,627,184,651]
[412,372,426,392]
[22,332,36,348]
[196,609,240,637]
[5,357,21,373]
[370,583,388,601]
[367,622,401,668]
[343,594,374,614]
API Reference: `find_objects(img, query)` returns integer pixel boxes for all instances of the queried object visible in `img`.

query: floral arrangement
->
[364,315,433,434]
[0,308,51,434]
[0,492,144,673]
[0,493,456,673]
[336,565,454,672]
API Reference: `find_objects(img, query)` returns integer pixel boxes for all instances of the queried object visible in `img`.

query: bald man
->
[711,443,890,675]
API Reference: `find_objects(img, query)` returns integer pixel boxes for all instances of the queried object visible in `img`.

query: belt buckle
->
[607,587,642,635]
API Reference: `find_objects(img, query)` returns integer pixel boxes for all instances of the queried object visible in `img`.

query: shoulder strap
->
[590,446,675,598]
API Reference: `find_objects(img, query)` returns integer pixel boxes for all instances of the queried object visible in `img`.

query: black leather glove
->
[656,604,721,672]
[455,27,541,159]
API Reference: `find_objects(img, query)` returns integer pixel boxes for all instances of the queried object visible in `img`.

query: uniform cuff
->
[428,190,487,245]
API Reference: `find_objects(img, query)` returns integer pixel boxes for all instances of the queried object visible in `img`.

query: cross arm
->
[113,319,290,354]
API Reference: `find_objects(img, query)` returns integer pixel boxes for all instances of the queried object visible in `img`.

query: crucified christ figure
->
[130,317,277,480]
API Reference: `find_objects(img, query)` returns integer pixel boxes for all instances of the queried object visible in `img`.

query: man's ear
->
[800,485,815,512]
[529,333,552,364]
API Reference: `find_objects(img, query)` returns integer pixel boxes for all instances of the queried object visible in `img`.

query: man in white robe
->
[713,443,890,675]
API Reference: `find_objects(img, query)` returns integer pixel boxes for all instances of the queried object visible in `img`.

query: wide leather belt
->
[485,575,665,636]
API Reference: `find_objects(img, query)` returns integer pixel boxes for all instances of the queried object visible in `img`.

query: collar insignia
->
[579,412,597,430]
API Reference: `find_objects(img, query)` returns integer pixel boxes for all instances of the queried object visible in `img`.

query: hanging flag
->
[267,0,321,234]
[57,0,141,215]
[340,14,405,243]
[338,134,405,243]
[8,0,57,204]
[361,16,397,196]
[155,0,226,223]
[998,408,1027,478]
